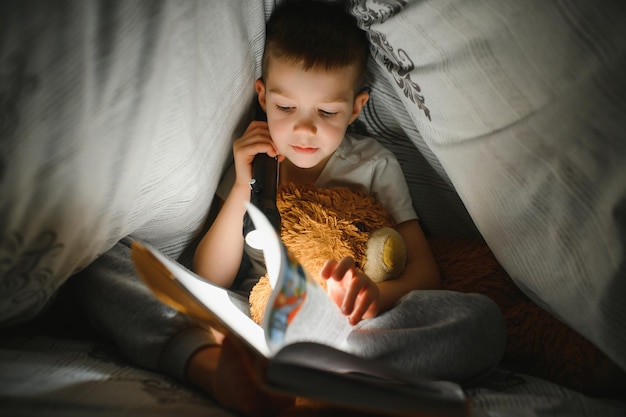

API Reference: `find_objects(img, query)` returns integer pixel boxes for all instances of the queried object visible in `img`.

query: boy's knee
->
[470,293,506,336]
[401,290,507,353]
[466,292,507,365]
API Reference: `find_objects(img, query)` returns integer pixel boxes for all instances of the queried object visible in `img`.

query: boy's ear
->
[349,90,369,124]
[255,78,267,112]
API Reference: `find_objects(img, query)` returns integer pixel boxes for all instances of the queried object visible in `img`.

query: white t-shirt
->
[217,133,417,224]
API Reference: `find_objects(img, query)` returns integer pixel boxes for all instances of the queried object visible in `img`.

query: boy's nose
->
[293,115,317,135]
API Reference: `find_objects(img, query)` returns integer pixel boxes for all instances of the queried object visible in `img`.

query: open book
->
[131,204,468,416]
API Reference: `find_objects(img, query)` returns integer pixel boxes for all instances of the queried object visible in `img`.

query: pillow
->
[350,0,626,371]
[353,62,481,239]
[0,1,266,325]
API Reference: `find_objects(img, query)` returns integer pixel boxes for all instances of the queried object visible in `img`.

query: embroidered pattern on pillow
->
[350,0,431,121]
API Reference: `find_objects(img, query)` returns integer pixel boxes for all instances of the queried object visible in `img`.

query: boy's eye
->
[276,105,293,112]
[319,110,338,117]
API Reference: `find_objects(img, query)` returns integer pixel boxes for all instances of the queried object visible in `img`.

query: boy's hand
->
[232,121,283,189]
[320,257,380,325]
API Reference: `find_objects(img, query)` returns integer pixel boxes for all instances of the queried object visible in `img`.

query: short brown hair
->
[262,0,369,92]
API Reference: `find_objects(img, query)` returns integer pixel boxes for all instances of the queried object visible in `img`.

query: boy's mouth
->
[291,145,318,154]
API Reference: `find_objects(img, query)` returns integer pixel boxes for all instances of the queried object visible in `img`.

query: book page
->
[263,242,308,350]
[246,204,352,355]
[131,241,271,358]
[282,274,352,351]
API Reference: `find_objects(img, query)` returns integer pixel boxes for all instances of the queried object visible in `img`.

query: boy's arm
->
[376,219,441,312]
[194,183,250,288]
[194,121,280,288]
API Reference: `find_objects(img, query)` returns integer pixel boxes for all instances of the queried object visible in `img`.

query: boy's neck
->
[279,157,331,186]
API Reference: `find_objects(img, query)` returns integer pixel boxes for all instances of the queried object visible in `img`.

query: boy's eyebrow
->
[268,88,352,104]
[268,87,287,96]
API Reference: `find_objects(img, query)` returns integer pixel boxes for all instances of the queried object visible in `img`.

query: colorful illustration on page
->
[267,247,307,344]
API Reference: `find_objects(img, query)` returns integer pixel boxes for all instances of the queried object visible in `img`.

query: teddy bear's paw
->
[363,227,406,283]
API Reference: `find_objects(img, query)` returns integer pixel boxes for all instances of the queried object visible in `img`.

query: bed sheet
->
[1,333,624,417]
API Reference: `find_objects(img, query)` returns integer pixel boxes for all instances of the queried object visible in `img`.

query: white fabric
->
[350,0,626,370]
[316,134,418,224]
[0,0,265,325]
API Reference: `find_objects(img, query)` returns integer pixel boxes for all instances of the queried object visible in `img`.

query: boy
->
[189,1,505,415]
[194,0,440,325]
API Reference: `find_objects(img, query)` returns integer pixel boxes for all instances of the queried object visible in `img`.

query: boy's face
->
[256,57,369,170]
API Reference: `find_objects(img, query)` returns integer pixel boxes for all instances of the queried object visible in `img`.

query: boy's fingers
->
[332,257,356,280]
[319,259,338,280]
[350,293,371,325]
[244,120,269,132]
[234,139,274,157]
[342,271,364,315]
[320,257,357,282]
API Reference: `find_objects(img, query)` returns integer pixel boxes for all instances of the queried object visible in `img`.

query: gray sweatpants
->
[344,290,507,384]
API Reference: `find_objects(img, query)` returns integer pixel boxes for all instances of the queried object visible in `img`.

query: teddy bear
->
[248,182,406,325]
[248,182,610,397]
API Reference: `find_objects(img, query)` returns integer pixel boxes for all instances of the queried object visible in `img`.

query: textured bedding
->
[2,331,625,417]
[1,0,625,415]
